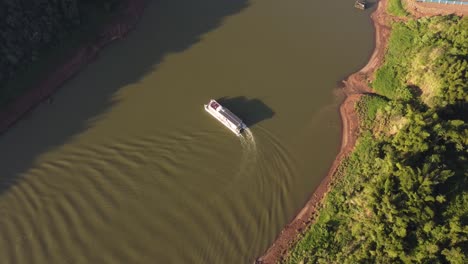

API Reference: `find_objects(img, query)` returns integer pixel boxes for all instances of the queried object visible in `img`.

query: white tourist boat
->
[204,99,247,136]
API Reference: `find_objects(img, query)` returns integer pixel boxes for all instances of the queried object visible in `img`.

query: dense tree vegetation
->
[0,0,120,105]
[286,16,467,264]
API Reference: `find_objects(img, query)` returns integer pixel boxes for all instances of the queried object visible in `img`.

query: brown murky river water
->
[0,0,374,263]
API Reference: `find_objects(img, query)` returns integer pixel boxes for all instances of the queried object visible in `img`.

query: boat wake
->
[240,128,256,150]
[232,128,257,179]
[235,126,295,186]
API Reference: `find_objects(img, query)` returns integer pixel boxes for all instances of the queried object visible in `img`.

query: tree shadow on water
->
[217,96,275,127]
[0,0,250,195]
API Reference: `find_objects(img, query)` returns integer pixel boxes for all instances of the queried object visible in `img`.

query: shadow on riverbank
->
[0,0,250,195]
[217,96,275,127]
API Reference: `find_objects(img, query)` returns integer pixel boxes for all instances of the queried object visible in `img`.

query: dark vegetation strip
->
[0,0,145,133]
[0,0,122,107]
[286,15,467,264]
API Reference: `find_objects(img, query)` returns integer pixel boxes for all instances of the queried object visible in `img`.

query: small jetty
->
[354,0,367,10]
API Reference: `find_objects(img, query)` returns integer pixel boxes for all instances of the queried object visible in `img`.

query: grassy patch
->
[387,0,408,17]
[373,17,467,105]
[372,64,403,99]
[372,23,414,100]
[355,94,388,130]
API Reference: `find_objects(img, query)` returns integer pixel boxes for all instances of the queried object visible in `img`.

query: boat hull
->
[204,104,245,136]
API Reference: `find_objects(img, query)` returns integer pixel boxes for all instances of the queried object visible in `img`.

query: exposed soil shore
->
[0,0,146,134]
[257,1,466,263]
[255,92,365,264]
[404,0,468,17]
[257,0,390,263]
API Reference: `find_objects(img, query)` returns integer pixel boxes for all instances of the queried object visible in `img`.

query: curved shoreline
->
[256,93,365,264]
[0,0,146,135]
[257,1,467,263]
[256,0,390,262]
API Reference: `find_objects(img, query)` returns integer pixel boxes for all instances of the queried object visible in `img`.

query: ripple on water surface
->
[0,127,296,263]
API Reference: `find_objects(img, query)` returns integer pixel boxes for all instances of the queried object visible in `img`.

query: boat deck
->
[218,107,244,128]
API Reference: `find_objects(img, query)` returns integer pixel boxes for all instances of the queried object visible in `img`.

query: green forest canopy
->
[286,15,467,264]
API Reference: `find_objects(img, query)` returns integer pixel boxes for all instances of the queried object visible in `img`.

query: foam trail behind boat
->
[234,128,258,178]
[240,128,255,149]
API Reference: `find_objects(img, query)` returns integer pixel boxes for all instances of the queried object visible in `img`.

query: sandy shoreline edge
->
[256,0,467,263]
[0,0,146,135]
[255,1,387,262]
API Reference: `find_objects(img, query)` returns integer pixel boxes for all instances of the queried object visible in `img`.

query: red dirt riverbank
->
[257,1,466,263]
[403,0,468,17]
[0,0,146,134]
[255,93,365,264]
[256,0,391,262]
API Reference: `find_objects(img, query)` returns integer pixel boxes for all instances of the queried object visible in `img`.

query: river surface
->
[0,0,374,263]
